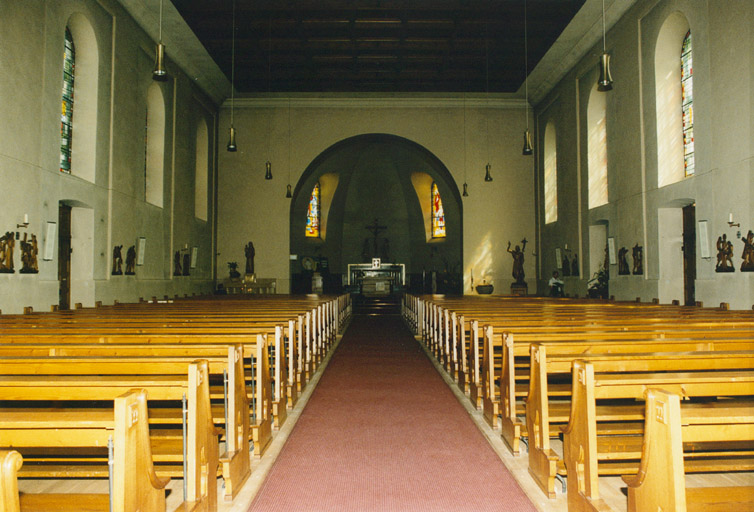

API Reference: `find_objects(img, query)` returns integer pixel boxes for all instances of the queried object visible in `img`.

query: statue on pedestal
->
[125,245,136,275]
[618,247,630,275]
[182,253,190,276]
[173,251,182,276]
[0,232,16,273]
[111,245,123,275]
[715,234,734,272]
[571,253,579,277]
[741,230,754,272]
[19,233,38,274]
[507,238,528,285]
[632,244,643,275]
[244,242,255,275]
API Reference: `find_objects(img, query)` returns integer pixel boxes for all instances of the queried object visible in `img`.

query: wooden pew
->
[623,388,754,512]
[0,359,218,512]
[563,360,754,512]
[524,347,754,497]
[0,390,169,512]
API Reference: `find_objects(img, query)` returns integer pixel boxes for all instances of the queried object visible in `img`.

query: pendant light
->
[152,0,167,81]
[226,0,237,152]
[462,95,469,196]
[484,22,492,182]
[264,17,273,179]
[285,100,292,197]
[522,0,533,155]
[598,0,613,91]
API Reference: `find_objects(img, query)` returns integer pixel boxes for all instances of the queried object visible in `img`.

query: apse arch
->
[289,133,463,294]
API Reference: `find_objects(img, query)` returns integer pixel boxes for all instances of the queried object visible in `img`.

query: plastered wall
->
[0,0,217,314]
[217,97,536,295]
[533,0,753,309]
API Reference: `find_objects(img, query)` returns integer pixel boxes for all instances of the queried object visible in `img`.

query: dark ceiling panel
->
[172,0,585,93]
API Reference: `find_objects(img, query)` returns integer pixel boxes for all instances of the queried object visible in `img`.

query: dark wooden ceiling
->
[172,0,585,93]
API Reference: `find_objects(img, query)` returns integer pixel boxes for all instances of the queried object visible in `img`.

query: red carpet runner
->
[248,315,537,512]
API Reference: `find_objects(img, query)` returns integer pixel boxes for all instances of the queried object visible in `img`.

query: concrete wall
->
[217,96,536,295]
[533,0,753,309]
[0,0,217,314]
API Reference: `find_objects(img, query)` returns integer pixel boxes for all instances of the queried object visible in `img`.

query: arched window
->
[60,27,75,173]
[145,83,165,207]
[681,30,694,176]
[587,84,608,208]
[655,13,690,187]
[305,182,320,238]
[544,122,558,224]
[431,182,446,238]
[194,116,209,220]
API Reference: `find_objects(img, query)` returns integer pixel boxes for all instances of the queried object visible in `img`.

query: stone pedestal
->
[510,282,528,296]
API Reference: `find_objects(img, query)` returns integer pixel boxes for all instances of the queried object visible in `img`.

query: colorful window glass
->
[431,182,446,238]
[681,30,694,176]
[60,27,75,173]
[305,182,320,237]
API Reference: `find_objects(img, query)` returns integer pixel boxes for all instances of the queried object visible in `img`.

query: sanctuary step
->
[353,295,402,316]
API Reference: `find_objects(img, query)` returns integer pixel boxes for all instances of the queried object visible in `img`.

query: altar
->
[348,263,405,297]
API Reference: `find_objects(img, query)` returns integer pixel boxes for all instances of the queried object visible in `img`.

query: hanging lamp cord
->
[230,0,236,126]
[524,0,529,130]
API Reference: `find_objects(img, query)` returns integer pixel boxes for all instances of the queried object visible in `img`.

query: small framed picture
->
[607,237,617,265]
[698,220,710,259]
[43,221,57,261]
[136,237,146,266]
[190,246,198,268]
[372,258,381,269]
[555,248,562,269]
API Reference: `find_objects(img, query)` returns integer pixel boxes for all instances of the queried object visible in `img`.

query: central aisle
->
[248,315,536,512]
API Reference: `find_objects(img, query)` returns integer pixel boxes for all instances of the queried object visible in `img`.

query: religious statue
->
[244,241,255,275]
[741,230,754,272]
[507,239,528,285]
[19,233,38,274]
[0,232,15,273]
[125,245,136,275]
[561,253,571,277]
[618,247,630,275]
[632,244,643,275]
[227,261,241,279]
[571,253,579,277]
[363,218,387,261]
[173,251,182,276]
[182,253,190,276]
[112,245,123,275]
[715,234,734,272]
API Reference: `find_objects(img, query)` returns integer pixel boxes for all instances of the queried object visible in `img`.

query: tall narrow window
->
[431,182,446,238]
[60,27,75,174]
[588,84,608,208]
[305,182,320,238]
[681,30,694,176]
[544,122,558,224]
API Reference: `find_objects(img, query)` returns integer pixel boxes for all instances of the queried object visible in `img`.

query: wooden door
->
[682,204,696,306]
[58,204,72,310]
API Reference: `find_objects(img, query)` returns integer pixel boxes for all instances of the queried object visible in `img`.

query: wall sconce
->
[265,161,273,180]
[728,213,740,228]
[17,214,29,229]
[484,163,493,182]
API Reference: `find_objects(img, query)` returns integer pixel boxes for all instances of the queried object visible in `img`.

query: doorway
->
[682,203,696,305]
[58,204,72,310]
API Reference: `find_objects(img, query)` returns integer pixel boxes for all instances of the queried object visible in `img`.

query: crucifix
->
[365,218,387,255]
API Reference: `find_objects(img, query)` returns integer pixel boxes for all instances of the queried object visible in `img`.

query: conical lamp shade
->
[484,163,493,182]
[286,184,292,198]
[153,43,167,81]
[522,129,533,155]
[265,161,272,180]
[598,53,613,91]
[227,126,237,152]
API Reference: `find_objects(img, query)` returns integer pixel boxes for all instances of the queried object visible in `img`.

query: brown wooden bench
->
[623,388,754,512]
[0,359,218,511]
[563,360,754,512]
[0,390,168,512]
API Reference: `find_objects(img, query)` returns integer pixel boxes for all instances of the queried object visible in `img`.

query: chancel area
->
[0,0,752,511]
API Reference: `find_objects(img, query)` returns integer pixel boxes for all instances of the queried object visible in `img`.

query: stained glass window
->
[305,182,320,237]
[681,30,694,176]
[431,182,446,238]
[60,27,75,174]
